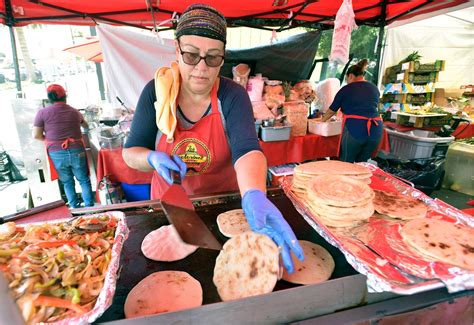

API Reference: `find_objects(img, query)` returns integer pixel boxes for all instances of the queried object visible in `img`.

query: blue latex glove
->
[147,151,187,184]
[242,189,304,273]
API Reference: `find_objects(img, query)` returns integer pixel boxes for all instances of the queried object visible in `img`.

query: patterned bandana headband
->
[175,4,227,44]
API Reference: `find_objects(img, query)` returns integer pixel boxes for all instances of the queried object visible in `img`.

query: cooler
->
[442,141,474,195]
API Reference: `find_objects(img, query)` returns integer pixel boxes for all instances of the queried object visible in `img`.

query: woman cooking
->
[122,4,303,273]
[322,59,383,162]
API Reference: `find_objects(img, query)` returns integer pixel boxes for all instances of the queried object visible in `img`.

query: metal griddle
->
[95,190,358,323]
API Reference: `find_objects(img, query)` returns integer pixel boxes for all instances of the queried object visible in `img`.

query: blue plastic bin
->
[121,182,151,202]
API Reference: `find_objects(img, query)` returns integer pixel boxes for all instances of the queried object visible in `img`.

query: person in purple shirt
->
[32,84,94,208]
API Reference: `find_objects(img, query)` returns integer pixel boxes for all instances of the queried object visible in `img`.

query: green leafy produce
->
[456,137,474,145]
[398,51,422,64]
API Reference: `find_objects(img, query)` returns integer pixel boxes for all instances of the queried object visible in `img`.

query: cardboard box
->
[434,88,465,107]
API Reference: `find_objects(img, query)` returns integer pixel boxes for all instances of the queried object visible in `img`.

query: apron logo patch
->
[172,138,211,176]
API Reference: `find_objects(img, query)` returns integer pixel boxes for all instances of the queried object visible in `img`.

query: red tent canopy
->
[0,0,470,29]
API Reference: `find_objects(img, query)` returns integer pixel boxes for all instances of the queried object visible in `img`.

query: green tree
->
[315,25,379,82]
[317,25,378,60]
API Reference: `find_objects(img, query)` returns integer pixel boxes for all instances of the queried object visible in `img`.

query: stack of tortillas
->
[373,190,428,220]
[282,240,335,285]
[400,218,474,271]
[292,160,372,195]
[213,232,280,301]
[216,209,251,237]
[306,174,375,228]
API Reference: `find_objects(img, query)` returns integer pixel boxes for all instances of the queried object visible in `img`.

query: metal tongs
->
[116,96,132,113]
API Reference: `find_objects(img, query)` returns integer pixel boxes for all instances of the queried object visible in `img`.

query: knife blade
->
[160,171,222,250]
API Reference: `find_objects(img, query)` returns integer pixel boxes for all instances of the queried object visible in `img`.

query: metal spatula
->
[160,171,222,250]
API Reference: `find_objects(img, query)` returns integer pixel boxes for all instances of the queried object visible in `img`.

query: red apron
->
[44,137,86,181]
[337,114,382,157]
[151,82,239,199]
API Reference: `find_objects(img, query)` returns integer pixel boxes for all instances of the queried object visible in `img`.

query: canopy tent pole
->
[5,0,22,95]
[373,0,387,86]
[89,26,106,101]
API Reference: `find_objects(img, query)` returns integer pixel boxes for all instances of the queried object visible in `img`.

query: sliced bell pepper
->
[34,277,58,289]
[0,248,21,257]
[34,296,87,315]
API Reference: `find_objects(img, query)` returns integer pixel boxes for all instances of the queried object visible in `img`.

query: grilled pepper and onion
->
[0,215,117,324]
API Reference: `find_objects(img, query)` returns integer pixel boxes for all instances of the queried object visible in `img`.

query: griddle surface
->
[96,193,357,322]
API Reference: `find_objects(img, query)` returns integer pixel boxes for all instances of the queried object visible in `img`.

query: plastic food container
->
[386,128,454,159]
[442,142,474,195]
[260,125,291,142]
[307,119,342,136]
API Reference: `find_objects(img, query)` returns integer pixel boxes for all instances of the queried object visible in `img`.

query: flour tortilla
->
[282,240,335,284]
[373,190,427,220]
[308,206,365,228]
[401,219,474,271]
[307,175,374,207]
[213,232,280,301]
[308,200,374,220]
[295,160,372,176]
[124,271,202,318]
[216,209,251,237]
[141,225,198,261]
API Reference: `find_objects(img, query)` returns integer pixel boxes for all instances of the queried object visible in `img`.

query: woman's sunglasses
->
[178,42,224,67]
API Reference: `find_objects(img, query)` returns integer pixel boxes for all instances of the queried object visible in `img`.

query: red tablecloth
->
[384,121,473,139]
[260,131,390,167]
[452,122,474,139]
[96,132,390,184]
[96,148,153,186]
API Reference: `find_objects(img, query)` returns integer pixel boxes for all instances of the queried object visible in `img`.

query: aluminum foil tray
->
[19,211,129,324]
[281,163,474,294]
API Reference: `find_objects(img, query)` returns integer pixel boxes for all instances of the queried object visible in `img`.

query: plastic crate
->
[260,125,291,142]
[386,128,454,159]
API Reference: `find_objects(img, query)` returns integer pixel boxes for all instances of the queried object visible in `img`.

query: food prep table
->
[70,189,472,324]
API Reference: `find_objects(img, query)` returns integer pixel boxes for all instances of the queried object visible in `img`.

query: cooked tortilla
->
[124,271,203,318]
[401,218,474,271]
[282,240,335,285]
[373,190,427,220]
[141,225,198,261]
[213,232,279,301]
[216,209,251,238]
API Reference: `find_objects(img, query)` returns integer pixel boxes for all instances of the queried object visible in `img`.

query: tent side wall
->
[381,8,474,88]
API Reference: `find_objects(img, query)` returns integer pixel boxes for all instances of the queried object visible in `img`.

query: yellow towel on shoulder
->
[154,61,180,143]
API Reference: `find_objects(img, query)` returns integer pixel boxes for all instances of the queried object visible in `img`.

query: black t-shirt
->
[329,81,382,140]
[125,77,261,164]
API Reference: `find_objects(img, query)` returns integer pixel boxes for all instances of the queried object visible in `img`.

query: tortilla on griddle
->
[282,240,335,285]
[216,209,251,238]
[213,232,279,301]
[124,271,202,318]
[141,225,198,261]
[373,190,427,220]
[401,218,474,271]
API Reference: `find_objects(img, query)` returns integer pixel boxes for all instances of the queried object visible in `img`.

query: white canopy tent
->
[381,6,474,88]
